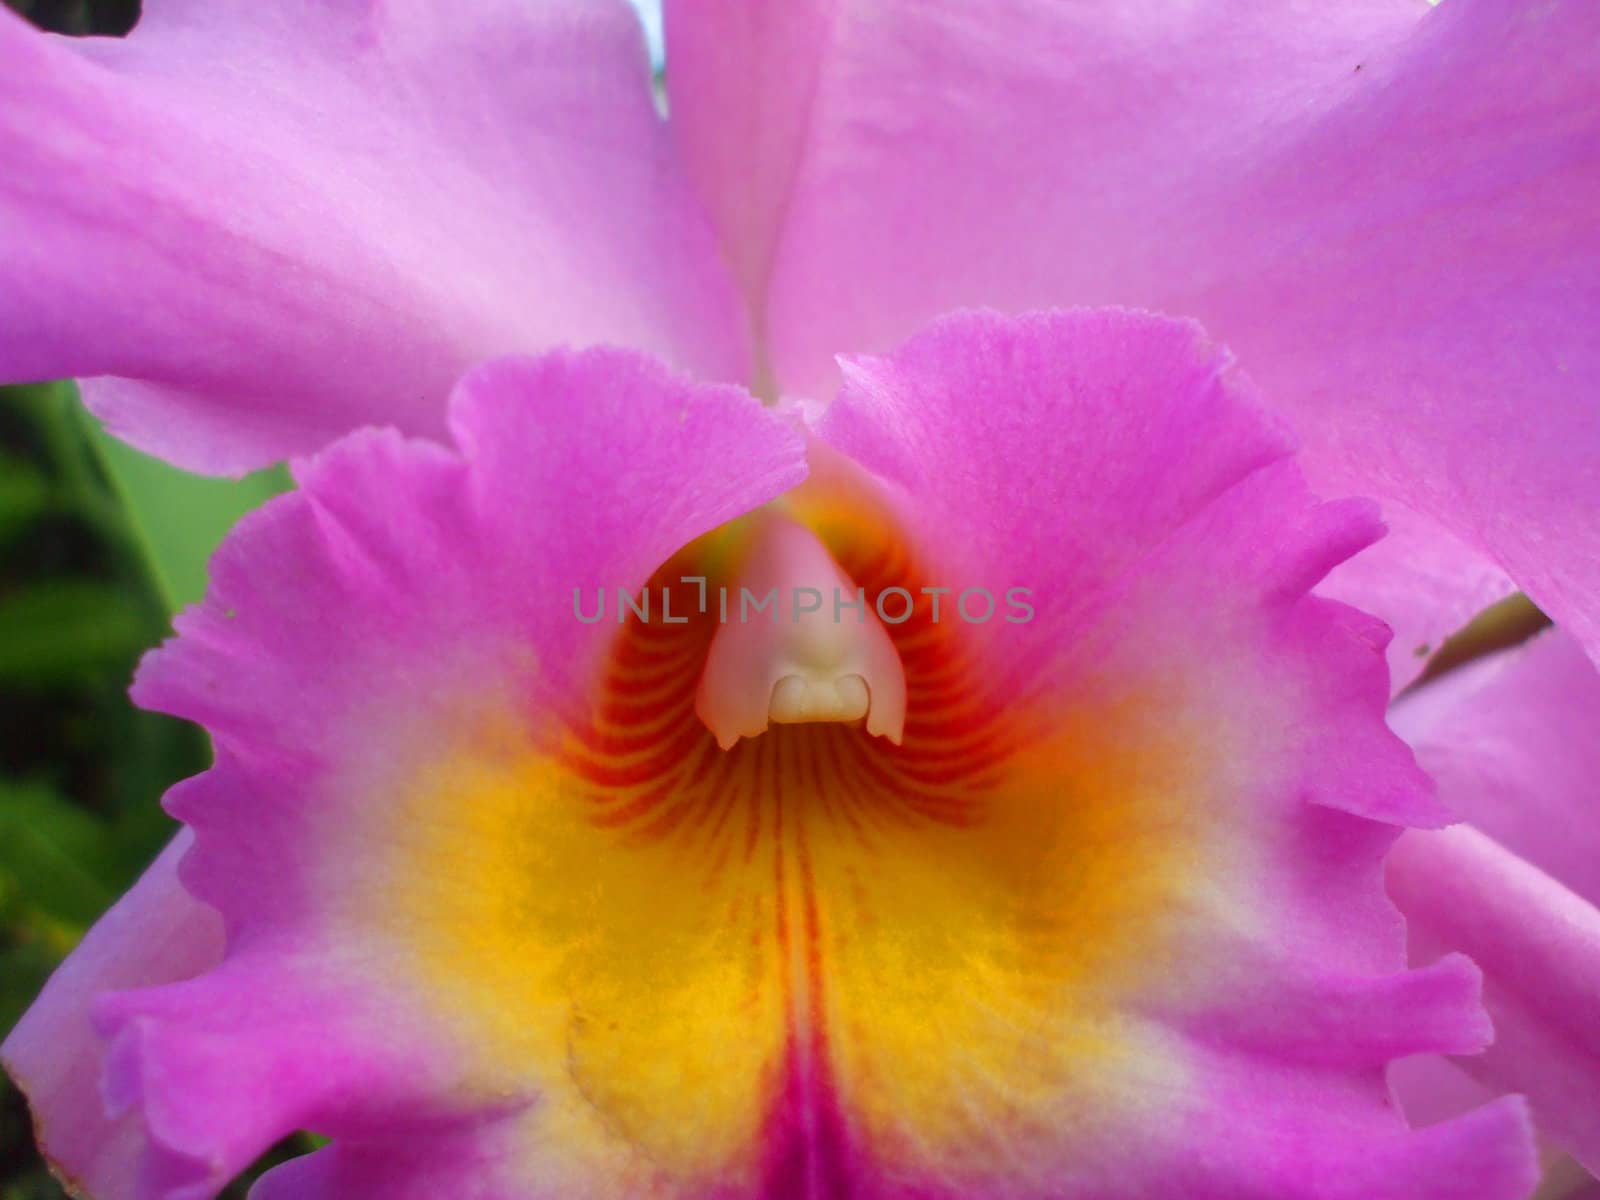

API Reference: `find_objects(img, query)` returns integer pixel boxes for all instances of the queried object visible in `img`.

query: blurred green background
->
[0,380,290,1198]
[1,9,289,1197]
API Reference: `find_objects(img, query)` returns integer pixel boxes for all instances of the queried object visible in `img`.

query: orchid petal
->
[0,1,747,473]
[802,309,1532,1191]
[0,347,801,1195]
[86,349,803,1195]
[1387,630,1600,1171]
[1393,630,1600,905]
[39,314,1534,1196]
[1,832,223,1200]
[1390,1053,1498,1130]
[667,0,1600,663]
[248,1131,521,1200]
[94,957,468,1200]
[1390,827,1600,1176]
[1320,504,1516,693]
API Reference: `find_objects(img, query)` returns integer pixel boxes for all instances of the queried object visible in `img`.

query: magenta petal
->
[819,309,1296,632]
[802,309,1531,1196]
[1178,1094,1534,1200]
[94,959,459,1200]
[1390,1053,1499,1130]
[1,832,223,1200]
[21,321,1548,1195]
[248,1131,519,1200]
[818,309,1450,829]
[670,0,1600,662]
[0,1,746,472]
[103,349,805,1193]
[135,348,806,753]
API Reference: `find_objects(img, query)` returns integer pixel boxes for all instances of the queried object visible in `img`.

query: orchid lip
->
[693,512,908,750]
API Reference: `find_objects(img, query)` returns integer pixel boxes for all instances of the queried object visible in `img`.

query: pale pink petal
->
[1320,503,1515,693]
[1390,1053,1498,1129]
[1,832,223,1200]
[1390,826,1600,1174]
[1393,629,1600,904]
[666,0,1420,387]
[668,0,1600,662]
[0,1,746,473]
[1387,630,1600,1172]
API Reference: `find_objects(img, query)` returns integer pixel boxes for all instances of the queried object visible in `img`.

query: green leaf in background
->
[0,579,149,684]
[1,379,296,1197]
[1,379,292,911]
[0,460,48,554]
[0,780,119,929]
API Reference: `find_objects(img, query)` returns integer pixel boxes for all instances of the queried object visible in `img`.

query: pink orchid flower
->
[2,3,1596,1198]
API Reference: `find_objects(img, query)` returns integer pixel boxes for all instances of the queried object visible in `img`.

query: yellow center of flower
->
[333,486,1217,1194]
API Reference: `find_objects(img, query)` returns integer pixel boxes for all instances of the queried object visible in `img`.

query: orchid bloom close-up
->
[1,1,1597,1198]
